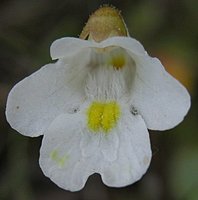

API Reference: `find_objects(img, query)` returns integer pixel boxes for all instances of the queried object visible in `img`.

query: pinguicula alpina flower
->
[6,6,190,191]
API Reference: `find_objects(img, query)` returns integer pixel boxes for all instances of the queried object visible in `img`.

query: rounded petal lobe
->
[100,36,146,56]
[100,111,151,187]
[6,62,85,137]
[39,113,97,191]
[131,56,191,130]
[50,37,94,60]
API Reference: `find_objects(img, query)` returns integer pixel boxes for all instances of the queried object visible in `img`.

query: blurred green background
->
[0,0,197,200]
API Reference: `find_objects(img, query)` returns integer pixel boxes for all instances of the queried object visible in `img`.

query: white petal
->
[50,37,94,60]
[80,129,119,162]
[39,104,151,191]
[39,113,98,191]
[100,36,146,56]
[100,110,151,187]
[80,131,101,157]
[50,36,147,60]
[6,60,87,137]
[100,131,119,162]
[131,56,191,130]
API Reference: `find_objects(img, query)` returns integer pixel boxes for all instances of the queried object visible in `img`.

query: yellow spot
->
[87,101,120,133]
[50,150,69,168]
[108,54,126,69]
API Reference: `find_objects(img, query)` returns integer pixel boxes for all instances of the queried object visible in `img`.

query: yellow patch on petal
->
[50,150,69,168]
[108,54,126,69]
[87,101,120,133]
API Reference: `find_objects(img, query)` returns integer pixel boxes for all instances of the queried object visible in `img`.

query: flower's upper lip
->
[50,36,147,60]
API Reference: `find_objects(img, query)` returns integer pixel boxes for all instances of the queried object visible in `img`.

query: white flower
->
[6,35,190,191]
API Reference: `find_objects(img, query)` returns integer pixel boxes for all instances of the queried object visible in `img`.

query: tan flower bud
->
[80,5,128,42]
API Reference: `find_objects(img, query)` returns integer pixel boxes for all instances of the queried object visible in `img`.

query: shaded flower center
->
[87,101,120,133]
[93,47,129,70]
[107,53,126,69]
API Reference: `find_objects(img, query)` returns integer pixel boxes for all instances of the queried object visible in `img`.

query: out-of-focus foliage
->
[0,0,197,200]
